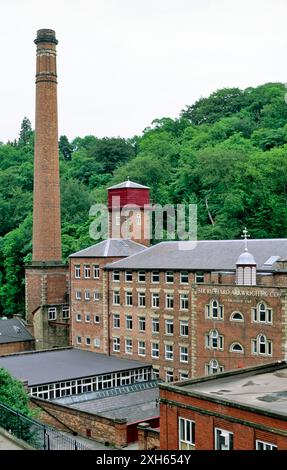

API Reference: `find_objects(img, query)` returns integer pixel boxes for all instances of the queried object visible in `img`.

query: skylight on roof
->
[263,255,280,266]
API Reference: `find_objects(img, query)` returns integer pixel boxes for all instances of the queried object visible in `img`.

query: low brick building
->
[159,361,287,450]
[0,318,35,355]
[0,347,158,447]
[0,347,153,400]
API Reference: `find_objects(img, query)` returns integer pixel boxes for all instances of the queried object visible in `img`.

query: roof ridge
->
[105,242,158,268]
[104,238,111,257]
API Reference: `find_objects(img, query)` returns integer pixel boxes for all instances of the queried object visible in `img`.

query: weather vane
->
[241,227,250,251]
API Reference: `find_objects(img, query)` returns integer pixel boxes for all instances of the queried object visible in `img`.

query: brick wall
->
[108,208,151,246]
[30,397,128,448]
[138,423,160,450]
[108,270,194,381]
[195,284,287,376]
[25,264,70,349]
[105,269,287,381]
[33,31,62,262]
[0,340,35,356]
[159,386,287,450]
[70,256,123,355]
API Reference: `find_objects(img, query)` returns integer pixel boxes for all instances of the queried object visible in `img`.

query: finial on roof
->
[241,227,250,252]
[127,176,130,181]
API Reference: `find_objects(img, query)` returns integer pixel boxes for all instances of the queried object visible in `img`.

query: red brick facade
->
[159,363,287,450]
[25,264,70,349]
[69,261,287,381]
[70,256,122,353]
[109,209,151,247]
[108,184,151,246]
[30,397,128,448]
[0,340,35,356]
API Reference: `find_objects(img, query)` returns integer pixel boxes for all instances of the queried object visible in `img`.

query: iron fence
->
[0,402,90,450]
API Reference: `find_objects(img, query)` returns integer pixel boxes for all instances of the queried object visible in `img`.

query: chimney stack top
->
[34,29,58,45]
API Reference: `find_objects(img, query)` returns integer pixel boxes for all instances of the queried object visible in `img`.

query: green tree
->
[0,215,32,316]
[88,137,135,174]
[59,135,73,160]
[18,117,33,147]
[0,367,31,416]
[181,88,246,125]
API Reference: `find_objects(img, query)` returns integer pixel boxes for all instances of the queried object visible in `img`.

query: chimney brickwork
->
[25,30,69,348]
[33,29,62,262]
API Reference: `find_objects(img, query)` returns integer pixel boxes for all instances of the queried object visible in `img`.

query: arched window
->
[252,334,272,356]
[205,329,223,350]
[230,311,244,322]
[205,359,224,375]
[252,302,272,324]
[212,301,218,317]
[230,342,244,353]
[205,299,224,320]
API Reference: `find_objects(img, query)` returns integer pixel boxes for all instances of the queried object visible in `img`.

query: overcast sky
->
[0,0,286,143]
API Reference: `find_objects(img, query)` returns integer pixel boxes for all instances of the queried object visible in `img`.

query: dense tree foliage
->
[0,367,31,416]
[0,82,287,315]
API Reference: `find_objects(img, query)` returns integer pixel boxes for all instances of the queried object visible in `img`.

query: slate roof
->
[69,238,146,258]
[0,348,151,386]
[0,318,34,344]
[105,239,287,271]
[108,180,149,190]
[68,387,159,423]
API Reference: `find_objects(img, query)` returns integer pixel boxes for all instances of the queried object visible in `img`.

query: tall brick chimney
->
[25,30,70,349]
[33,29,61,262]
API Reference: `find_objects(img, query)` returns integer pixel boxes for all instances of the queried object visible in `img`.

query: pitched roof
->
[108,180,149,190]
[69,238,147,258]
[105,239,287,271]
[0,318,34,344]
[0,348,151,386]
[66,387,159,423]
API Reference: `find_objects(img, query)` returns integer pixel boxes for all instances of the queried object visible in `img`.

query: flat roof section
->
[168,362,287,418]
[0,348,151,387]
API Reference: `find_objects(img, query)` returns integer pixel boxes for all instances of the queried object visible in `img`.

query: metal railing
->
[0,402,90,450]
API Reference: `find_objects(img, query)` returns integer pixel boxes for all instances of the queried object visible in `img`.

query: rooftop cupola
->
[236,228,256,286]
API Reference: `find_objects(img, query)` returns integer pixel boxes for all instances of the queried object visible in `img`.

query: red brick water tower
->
[108,180,151,246]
